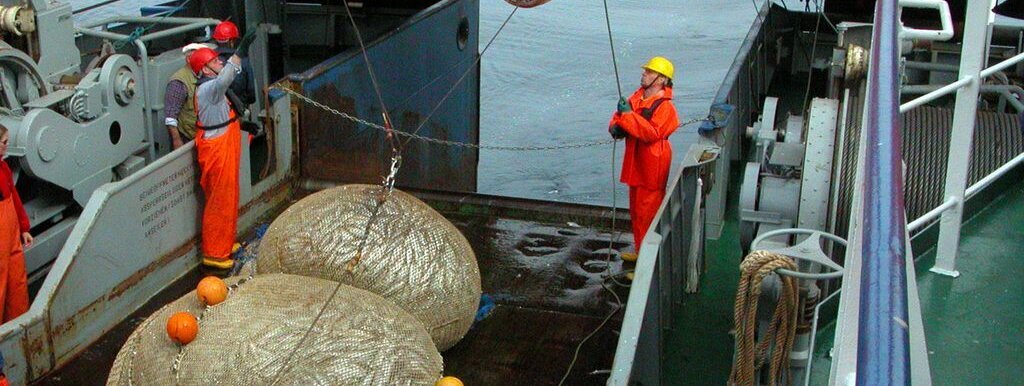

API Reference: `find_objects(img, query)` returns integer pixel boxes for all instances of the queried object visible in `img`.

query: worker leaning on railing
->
[608,56,680,262]
[187,27,257,272]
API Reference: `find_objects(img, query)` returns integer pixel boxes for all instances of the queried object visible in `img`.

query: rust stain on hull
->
[109,237,197,300]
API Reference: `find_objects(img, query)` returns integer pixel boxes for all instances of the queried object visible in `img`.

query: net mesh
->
[107,274,442,386]
[256,185,481,351]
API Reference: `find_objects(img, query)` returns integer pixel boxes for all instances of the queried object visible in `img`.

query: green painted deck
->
[664,169,744,385]
[914,184,1024,385]
[665,169,1024,385]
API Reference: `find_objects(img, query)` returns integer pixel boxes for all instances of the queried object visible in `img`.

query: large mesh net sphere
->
[107,274,442,386]
[257,184,481,351]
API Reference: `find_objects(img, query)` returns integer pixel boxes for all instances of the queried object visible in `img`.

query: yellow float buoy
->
[436,376,464,386]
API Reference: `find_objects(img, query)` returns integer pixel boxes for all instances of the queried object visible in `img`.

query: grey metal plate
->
[770,142,807,167]
[799,98,839,230]
[760,176,802,223]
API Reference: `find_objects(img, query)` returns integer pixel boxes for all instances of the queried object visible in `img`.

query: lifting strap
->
[640,97,670,121]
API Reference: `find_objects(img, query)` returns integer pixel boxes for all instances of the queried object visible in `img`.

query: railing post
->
[932,0,993,278]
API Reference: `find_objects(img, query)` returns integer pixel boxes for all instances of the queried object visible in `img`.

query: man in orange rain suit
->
[608,56,679,262]
[188,27,256,270]
[0,125,30,322]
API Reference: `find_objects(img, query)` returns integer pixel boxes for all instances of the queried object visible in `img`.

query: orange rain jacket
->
[0,161,29,322]
[608,87,680,247]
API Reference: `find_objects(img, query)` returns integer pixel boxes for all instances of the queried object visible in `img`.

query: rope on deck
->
[729,250,800,386]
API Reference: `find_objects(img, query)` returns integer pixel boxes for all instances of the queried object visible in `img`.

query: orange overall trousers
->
[0,195,28,322]
[195,110,242,261]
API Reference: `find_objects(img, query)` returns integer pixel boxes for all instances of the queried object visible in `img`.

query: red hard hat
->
[188,47,219,74]
[212,21,239,41]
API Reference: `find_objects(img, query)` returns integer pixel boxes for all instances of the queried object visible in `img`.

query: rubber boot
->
[200,256,235,277]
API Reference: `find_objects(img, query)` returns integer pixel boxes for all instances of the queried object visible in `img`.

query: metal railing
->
[75,16,220,161]
[898,0,1023,277]
[854,1,911,384]
[830,1,1015,384]
[607,146,716,385]
[703,0,776,240]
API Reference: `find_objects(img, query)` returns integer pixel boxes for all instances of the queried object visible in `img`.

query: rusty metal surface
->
[294,0,480,192]
[33,270,204,386]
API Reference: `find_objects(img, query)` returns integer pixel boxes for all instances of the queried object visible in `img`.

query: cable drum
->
[256,184,482,351]
[107,273,442,386]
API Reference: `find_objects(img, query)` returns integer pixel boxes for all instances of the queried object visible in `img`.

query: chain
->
[275,87,704,151]
[381,155,402,193]
[169,272,255,385]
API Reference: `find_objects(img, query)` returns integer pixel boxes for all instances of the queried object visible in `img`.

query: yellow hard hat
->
[642,56,674,80]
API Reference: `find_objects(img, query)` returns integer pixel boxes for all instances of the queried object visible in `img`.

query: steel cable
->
[277,87,702,151]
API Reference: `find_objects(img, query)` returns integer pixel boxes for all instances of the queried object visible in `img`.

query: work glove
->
[617,96,631,114]
[609,124,626,139]
[235,27,258,58]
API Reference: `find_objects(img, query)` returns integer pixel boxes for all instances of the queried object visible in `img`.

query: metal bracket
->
[751,228,847,280]
[898,0,954,41]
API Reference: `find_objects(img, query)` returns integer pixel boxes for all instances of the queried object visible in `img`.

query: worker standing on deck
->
[189,28,257,270]
[165,43,210,149]
[608,56,680,261]
[0,124,31,322]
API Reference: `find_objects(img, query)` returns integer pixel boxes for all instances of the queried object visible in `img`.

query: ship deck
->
[913,183,1024,384]
[663,167,1024,385]
[33,189,632,386]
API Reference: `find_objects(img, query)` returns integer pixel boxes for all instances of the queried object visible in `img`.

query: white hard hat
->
[181,43,209,55]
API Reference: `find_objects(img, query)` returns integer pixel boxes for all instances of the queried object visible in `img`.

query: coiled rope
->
[729,250,800,386]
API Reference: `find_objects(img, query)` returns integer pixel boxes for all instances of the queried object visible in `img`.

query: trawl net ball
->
[108,274,442,386]
[257,184,482,351]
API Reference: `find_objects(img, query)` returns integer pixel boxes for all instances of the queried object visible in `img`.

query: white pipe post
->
[932,0,993,278]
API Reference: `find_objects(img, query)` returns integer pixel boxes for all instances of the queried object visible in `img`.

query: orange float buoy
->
[504,0,551,8]
[166,312,198,345]
[436,376,464,386]
[196,276,229,306]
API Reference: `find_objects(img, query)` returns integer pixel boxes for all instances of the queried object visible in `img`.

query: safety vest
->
[169,66,199,140]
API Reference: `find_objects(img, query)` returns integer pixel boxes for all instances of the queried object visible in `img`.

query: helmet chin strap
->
[204,64,221,77]
[642,76,662,90]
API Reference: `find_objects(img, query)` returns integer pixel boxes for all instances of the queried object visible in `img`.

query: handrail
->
[900,51,1024,113]
[966,150,1024,198]
[607,147,714,385]
[856,0,911,384]
[908,147,1024,232]
[898,0,953,41]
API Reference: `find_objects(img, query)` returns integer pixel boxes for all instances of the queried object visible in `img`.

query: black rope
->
[559,0,627,384]
[341,1,400,156]
[603,0,623,98]
[802,0,825,114]
[402,6,519,148]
